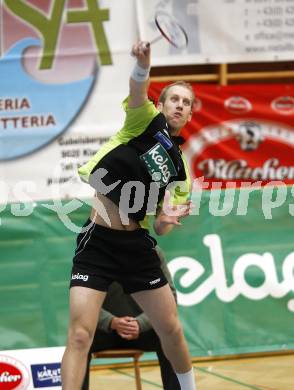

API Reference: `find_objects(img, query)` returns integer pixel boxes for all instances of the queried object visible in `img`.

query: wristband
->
[131,63,150,82]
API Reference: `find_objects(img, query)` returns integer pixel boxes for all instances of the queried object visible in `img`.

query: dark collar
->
[171,135,185,146]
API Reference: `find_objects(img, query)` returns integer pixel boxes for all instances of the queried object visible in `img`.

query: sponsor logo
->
[152,172,162,181]
[168,234,294,313]
[0,355,30,390]
[271,96,294,115]
[140,143,177,187]
[149,278,161,285]
[0,0,110,160]
[71,273,89,282]
[154,131,173,150]
[236,121,264,151]
[184,119,294,186]
[198,158,294,181]
[224,96,252,114]
[31,363,61,388]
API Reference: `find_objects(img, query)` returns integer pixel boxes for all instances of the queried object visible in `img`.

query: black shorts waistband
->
[81,219,149,239]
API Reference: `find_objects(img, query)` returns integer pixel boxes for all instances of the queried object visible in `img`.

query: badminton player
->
[61,40,196,390]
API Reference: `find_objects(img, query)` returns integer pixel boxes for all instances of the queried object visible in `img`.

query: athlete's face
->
[157,85,193,135]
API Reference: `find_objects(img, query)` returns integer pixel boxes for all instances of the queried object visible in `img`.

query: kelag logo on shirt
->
[141,143,177,187]
[31,363,61,388]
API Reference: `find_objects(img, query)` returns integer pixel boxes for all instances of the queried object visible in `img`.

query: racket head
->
[154,11,188,49]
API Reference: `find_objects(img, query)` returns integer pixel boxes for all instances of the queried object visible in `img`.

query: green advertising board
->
[0,187,294,356]
[157,186,294,356]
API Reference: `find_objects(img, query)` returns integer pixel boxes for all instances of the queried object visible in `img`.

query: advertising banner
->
[149,83,294,188]
[1,0,294,203]
[136,0,294,66]
[157,189,294,357]
[0,0,137,202]
[0,347,64,390]
[1,187,294,368]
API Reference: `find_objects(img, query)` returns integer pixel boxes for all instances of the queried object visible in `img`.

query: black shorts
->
[70,219,168,294]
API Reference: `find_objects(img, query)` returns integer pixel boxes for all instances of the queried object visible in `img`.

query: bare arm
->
[128,41,151,108]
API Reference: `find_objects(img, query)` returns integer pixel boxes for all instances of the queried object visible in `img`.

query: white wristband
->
[131,63,150,82]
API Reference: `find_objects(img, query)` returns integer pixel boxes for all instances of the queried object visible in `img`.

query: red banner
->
[149,83,294,188]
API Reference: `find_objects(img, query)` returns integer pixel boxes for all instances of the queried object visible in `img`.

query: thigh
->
[131,284,178,334]
[69,287,106,333]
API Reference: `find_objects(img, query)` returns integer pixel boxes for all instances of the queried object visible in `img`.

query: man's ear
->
[187,110,193,122]
[157,102,163,112]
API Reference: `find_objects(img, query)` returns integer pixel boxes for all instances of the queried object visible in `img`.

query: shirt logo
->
[140,143,177,187]
[154,131,173,150]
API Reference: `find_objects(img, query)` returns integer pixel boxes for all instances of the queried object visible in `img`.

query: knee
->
[68,325,93,351]
[159,314,184,341]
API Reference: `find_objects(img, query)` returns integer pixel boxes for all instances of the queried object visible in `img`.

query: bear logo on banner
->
[236,121,264,151]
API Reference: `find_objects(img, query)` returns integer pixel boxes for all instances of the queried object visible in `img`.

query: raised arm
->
[128,41,151,108]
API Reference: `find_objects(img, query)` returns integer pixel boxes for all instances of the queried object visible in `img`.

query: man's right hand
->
[131,41,151,69]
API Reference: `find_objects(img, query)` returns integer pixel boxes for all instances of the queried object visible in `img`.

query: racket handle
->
[142,42,150,52]
[142,36,163,51]
[149,35,163,45]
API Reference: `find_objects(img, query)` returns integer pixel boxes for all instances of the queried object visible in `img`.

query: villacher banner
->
[149,82,294,188]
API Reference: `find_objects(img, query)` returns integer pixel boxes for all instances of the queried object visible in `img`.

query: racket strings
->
[155,11,188,49]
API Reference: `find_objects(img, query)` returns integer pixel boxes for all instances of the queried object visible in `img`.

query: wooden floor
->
[89,354,294,390]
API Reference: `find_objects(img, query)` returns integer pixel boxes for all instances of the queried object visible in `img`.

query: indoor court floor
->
[89,353,294,390]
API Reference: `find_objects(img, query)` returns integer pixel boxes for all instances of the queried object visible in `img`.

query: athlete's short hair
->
[158,81,195,108]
